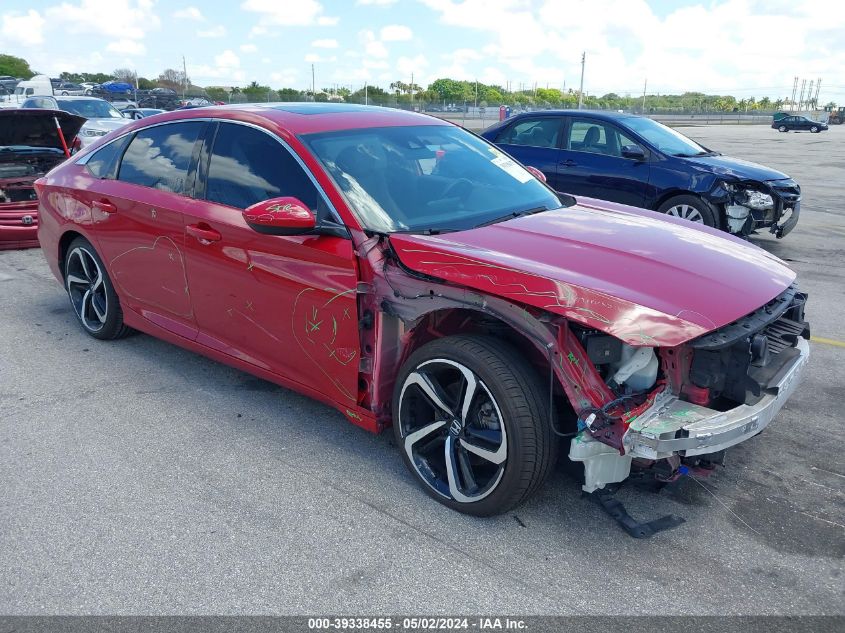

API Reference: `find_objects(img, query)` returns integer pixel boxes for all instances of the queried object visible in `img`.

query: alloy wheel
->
[66,246,108,333]
[398,359,508,504]
[665,204,704,223]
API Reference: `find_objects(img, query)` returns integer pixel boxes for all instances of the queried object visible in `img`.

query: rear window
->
[85,135,131,179]
[117,122,203,195]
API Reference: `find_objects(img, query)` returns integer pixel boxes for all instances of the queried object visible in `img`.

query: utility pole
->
[641,78,647,114]
[474,79,478,108]
[311,64,315,101]
[798,78,806,111]
[182,55,187,99]
[814,78,822,109]
[577,51,585,109]
[411,72,414,105]
[364,81,368,106]
[791,76,798,110]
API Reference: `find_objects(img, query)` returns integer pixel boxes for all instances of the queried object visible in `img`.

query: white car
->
[19,95,131,147]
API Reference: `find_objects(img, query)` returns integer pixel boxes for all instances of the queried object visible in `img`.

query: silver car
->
[19,95,131,147]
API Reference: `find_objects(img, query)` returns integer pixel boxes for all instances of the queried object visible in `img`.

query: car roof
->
[511,109,641,122]
[130,102,451,135]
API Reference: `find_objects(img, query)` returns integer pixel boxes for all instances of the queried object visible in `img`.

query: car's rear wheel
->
[778,125,788,132]
[64,237,130,340]
[810,126,819,133]
[657,194,719,228]
[392,335,557,516]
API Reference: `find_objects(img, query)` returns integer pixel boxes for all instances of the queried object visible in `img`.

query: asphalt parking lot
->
[1,123,843,615]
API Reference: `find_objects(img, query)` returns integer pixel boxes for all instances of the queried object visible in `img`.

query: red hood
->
[389,201,795,347]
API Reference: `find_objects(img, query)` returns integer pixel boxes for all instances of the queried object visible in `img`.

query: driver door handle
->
[559,159,577,167]
[187,223,222,244]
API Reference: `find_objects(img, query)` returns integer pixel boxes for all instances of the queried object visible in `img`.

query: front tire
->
[810,126,819,133]
[778,125,787,132]
[392,335,557,516]
[64,237,131,340]
[657,194,720,228]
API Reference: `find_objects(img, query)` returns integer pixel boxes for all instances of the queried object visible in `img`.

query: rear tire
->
[392,335,558,517]
[64,237,131,340]
[778,125,788,132]
[657,194,720,229]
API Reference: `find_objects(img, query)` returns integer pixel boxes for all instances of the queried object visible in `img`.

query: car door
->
[493,116,566,191]
[181,120,360,403]
[554,116,650,207]
[85,120,206,340]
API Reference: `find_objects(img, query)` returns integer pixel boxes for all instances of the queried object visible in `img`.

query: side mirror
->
[524,165,547,183]
[621,145,646,161]
[243,197,316,235]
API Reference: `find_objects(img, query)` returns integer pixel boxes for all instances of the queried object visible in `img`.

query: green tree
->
[0,54,34,78]
[206,87,229,102]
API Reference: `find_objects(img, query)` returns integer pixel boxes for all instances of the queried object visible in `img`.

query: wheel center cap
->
[448,419,463,437]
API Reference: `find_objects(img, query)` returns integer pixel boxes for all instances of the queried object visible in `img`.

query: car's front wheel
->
[810,126,819,133]
[393,335,557,516]
[657,194,719,228]
[64,237,131,340]
[778,125,788,132]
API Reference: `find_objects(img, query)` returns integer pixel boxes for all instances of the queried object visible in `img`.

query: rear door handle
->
[559,159,577,167]
[186,223,222,244]
[92,199,117,214]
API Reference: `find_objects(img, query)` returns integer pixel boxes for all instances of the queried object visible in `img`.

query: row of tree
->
[1,53,835,111]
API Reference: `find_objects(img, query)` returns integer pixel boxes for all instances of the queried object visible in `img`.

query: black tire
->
[64,237,131,340]
[656,194,720,229]
[810,126,819,133]
[778,125,788,132]
[392,335,558,516]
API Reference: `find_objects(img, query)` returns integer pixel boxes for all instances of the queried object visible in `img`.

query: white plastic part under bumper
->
[624,338,810,460]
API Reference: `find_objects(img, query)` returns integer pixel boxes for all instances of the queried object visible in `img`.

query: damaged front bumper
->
[571,337,809,492]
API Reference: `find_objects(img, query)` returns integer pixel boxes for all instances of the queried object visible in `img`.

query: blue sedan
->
[481,111,801,238]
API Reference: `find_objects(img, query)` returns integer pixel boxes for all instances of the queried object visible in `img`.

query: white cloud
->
[1,10,45,46]
[197,25,226,38]
[270,69,298,85]
[45,0,160,40]
[240,43,258,53]
[173,6,203,20]
[241,0,337,26]
[215,50,241,69]
[397,54,428,77]
[380,24,412,41]
[356,0,396,5]
[360,30,389,58]
[106,38,146,55]
[312,38,339,48]
[317,16,339,25]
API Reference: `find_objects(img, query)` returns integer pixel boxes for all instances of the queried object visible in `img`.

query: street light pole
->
[577,51,585,109]
[641,78,647,114]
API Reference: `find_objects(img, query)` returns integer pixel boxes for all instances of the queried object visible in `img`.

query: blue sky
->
[2,0,843,100]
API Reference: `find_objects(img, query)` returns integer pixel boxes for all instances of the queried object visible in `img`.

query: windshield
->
[622,117,710,157]
[56,99,124,119]
[302,125,560,233]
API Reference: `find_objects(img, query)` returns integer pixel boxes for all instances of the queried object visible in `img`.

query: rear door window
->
[117,122,204,195]
[496,117,562,148]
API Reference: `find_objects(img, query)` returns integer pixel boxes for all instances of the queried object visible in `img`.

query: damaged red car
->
[36,104,810,522]
[1,109,83,250]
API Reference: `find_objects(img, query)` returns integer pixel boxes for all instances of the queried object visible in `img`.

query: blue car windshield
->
[623,117,709,157]
[56,99,124,119]
[301,125,560,234]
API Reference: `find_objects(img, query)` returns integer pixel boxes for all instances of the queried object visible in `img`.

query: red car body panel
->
[389,198,795,347]
[35,104,799,442]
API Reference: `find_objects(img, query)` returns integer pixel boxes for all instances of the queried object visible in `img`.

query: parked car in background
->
[1,109,84,249]
[21,96,131,147]
[120,107,165,120]
[97,81,134,95]
[109,99,139,111]
[35,104,810,520]
[0,75,19,92]
[483,111,802,238]
[772,115,828,133]
[81,82,98,95]
[56,82,85,96]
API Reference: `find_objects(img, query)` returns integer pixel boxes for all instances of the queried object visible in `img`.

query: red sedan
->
[36,104,810,519]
